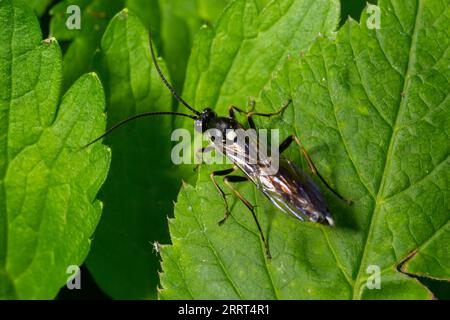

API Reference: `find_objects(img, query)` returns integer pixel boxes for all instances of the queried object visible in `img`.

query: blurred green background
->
[25,0,448,300]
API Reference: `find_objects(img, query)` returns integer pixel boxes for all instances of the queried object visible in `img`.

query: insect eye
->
[203,108,214,117]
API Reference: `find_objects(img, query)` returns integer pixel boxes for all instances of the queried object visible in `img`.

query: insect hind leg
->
[224,175,272,260]
[280,135,353,205]
[210,167,237,224]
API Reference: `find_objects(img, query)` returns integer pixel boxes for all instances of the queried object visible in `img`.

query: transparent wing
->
[209,126,331,224]
[210,125,270,180]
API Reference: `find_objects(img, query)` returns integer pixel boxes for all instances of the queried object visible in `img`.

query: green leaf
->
[159,0,449,299]
[85,9,178,299]
[0,0,110,299]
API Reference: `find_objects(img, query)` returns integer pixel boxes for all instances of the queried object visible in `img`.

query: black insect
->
[88,34,352,259]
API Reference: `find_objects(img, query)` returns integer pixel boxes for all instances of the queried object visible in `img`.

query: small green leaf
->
[159,0,449,299]
[0,0,110,299]
[85,9,178,299]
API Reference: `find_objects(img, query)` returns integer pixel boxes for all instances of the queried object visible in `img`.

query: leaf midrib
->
[352,0,423,299]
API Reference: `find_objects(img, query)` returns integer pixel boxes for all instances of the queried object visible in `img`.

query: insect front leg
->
[280,135,353,205]
[210,167,237,223]
[224,175,272,260]
[248,98,292,119]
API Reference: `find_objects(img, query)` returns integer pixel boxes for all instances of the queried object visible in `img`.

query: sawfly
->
[87,34,352,259]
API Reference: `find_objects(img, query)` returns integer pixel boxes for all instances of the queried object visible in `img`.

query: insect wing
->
[213,126,273,180]
[257,157,329,222]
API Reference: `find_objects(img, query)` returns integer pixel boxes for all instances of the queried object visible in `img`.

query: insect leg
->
[278,134,296,154]
[210,167,237,222]
[228,105,244,119]
[248,98,292,119]
[280,135,352,205]
[224,176,272,259]
[230,99,292,130]
[229,105,256,129]
[217,174,248,226]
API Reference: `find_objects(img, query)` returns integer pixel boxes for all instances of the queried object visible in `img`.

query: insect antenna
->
[83,111,197,149]
[149,32,200,116]
[82,33,201,149]
[83,32,200,149]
